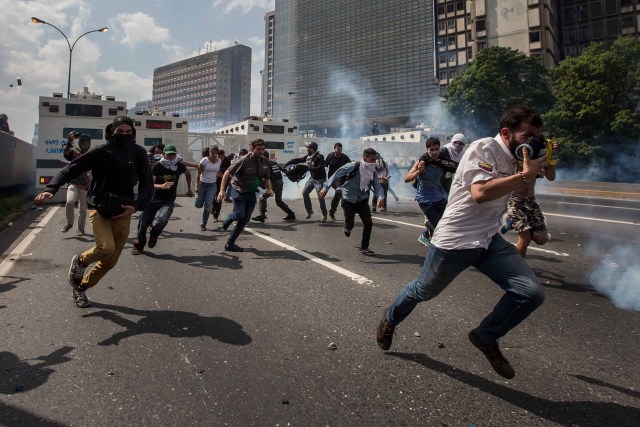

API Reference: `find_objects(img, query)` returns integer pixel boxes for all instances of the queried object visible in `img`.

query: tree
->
[444,47,553,139]
[544,36,640,167]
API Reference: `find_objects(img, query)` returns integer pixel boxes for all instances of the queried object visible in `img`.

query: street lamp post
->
[31,17,108,98]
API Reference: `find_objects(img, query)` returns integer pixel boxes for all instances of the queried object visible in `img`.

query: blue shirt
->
[323,161,385,203]
[416,164,447,204]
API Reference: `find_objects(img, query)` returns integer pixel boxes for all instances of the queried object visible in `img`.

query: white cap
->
[451,133,466,143]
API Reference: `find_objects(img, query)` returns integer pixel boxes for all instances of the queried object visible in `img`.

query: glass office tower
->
[271,0,437,137]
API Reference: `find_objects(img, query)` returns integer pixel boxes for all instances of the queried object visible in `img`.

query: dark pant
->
[137,200,174,248]
[224,190,257,245]
[329,183,342,214]
[342,199,373,250]
[372,181,389,208]
[258,179,294,217]
[212,176,223,218]
[419,199,447,237]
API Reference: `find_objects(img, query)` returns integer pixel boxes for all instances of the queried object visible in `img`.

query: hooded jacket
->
[46,139,152,214]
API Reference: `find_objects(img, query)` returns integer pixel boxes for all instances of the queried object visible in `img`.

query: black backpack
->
[336,161,360,186]
[283,163,309,183]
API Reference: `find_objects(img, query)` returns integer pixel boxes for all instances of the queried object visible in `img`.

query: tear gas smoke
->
[587,245,640,312]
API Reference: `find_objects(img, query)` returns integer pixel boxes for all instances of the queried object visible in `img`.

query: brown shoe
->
[376,313,395,350]
[468,329,515,379]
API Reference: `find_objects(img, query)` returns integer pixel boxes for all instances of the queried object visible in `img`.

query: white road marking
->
[554,201,640,211]
[545,212,638,225]
[245,227,374,287]
[0,206,60,278]
[525,247,570,257]
[373,216,423,229]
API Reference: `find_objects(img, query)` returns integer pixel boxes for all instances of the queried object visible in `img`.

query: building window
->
[565,46,577,56]
[590,1,603,18]
[621,0,633,5]
[592,21,604,38]
[449,70,458,79]
[467,47,473,60]
[438,37,446,47]
[439,71,448,80]
[456,1,464,11]
[447,19,455,30]
[605,0,618,15]
[447,3,455,13]
[467,30,473,42]
[476,19,486,32]
[448,35,456,46]
[438,21,446,31]
[529,31,541,43]
[607,18,619,36]
[564,8,574,23]
[565,28,576,43]
[478,41,487,50]
[439,54,448,64]
[448,52,456,63]
[622,17,634,29]
[578,26,589,41]
[437,5,445,15]
[577,5,588,21]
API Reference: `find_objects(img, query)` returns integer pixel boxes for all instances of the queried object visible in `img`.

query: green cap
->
[163,144,177,154]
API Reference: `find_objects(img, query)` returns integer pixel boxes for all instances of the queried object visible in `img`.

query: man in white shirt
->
[376,106,549,379]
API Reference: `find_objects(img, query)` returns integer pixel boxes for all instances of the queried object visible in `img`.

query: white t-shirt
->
[199,157,221,183]
[430,136,517,250]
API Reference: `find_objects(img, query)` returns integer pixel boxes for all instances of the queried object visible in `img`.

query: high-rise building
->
[152,45,252,132]
[435,0,559,90]
[558,0,640,58]
[269,0,438,137]
[127,100,153,116]
[262,11,276,117]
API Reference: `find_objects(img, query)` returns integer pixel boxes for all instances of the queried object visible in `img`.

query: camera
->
[72,131,81,137]
[515,132,546,161]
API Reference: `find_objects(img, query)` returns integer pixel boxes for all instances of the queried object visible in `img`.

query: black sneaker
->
[200,224,206,231]
[371,206,377,213]
[132,241,144,255]
[344,228,351,237]
[72,287,90,308]
[360,248,375,256]
[252,215,266,223]
[148,231,159,248]
[61,223,72,233]
[224,243,244,252]
[468,329,515,379]
[68,254,86,289]
[283,215,296,221]
[329,210,336,221]
[222,220,231,230]
[376,313,395,350]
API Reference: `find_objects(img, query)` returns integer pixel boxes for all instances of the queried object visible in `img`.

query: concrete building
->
[262,11,276,117]
[269,0,439,137]
[152,45,252,132]
[558,0,640,58]
[127,100,153,116]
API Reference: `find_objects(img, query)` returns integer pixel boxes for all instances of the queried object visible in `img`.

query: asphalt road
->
[1,187,639,426]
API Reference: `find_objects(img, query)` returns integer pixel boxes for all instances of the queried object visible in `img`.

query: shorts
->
[507,195,547,235]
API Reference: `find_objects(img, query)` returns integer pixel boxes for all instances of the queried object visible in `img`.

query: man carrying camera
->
[61,132,92,234]
[34,116,152,308]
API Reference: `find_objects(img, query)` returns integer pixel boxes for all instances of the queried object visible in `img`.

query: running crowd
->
[35,105,558,379]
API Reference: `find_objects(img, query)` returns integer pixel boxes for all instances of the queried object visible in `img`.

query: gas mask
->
[514,131,546,161]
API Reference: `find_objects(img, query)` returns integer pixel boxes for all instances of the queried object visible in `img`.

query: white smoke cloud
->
[212,0,275,14]
[328,69,379,138]
[588,245,640,311]
[109,12,170,48]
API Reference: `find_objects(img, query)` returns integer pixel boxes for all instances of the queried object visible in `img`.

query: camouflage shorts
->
[507,195,547,234]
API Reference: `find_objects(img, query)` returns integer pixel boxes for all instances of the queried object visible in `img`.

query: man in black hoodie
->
[285,141,328,222]
[34,116,152,308]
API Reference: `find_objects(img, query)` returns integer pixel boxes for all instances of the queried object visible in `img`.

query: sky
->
[0,0,275,142]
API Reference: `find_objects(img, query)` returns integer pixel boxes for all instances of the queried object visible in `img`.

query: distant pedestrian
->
[133,144,193,254]
[217,139,272,252]
[252,150,296,222]
[371,153,390,212]
[34,116,152,308]
[439,133,465,194]
[377,106,549,380]
[195,146,222,231]
[285,141,328,222]
[61,132,92,234]
[211,148,231,222]
[324,142,351,221]
[320,148,385,256]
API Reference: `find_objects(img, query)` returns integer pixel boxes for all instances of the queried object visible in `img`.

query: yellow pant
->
[79,210,131,288]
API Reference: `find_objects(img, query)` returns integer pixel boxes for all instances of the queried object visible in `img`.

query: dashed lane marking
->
[554,201,640,211]
[245,227,374,287]
[544,212,638,225]
[0,206,60,278]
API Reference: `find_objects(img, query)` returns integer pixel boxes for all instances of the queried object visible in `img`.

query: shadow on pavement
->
[142,251,242,270]
[0,276,30,293]
[387,352,640,426]
[83,302,253,347]
[533,268,591,293]
[574,374,640,400]
[0,346,74,394]
[0,400,66,427]
[367,253,426,265]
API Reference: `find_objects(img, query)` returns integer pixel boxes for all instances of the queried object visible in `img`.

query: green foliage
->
[0,194,30,222]
[444,47,553,139]
[544,36,640,166]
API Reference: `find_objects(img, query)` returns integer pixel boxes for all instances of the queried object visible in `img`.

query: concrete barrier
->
[0,132,36,196]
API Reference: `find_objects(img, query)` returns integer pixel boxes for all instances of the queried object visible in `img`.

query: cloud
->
[212,0,274,14]
[109,12,170,48]
[84,68,153,105]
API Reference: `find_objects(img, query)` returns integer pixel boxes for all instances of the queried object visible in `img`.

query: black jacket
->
[286,152,327,181]
[325,152,351,178]
[46,140,152,212]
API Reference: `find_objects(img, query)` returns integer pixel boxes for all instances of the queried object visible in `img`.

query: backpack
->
[283,163,309,183]
[336,161,360,187]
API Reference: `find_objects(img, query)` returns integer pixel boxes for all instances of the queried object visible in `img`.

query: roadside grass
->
[0,194,31,223]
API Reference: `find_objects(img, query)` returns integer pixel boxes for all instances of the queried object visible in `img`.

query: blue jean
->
[136,200,174,248]
[195,182,217,226]
[419,199,447,237]
[223,189,257,245]
[386,234,544,343]
[302,178,327,215]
